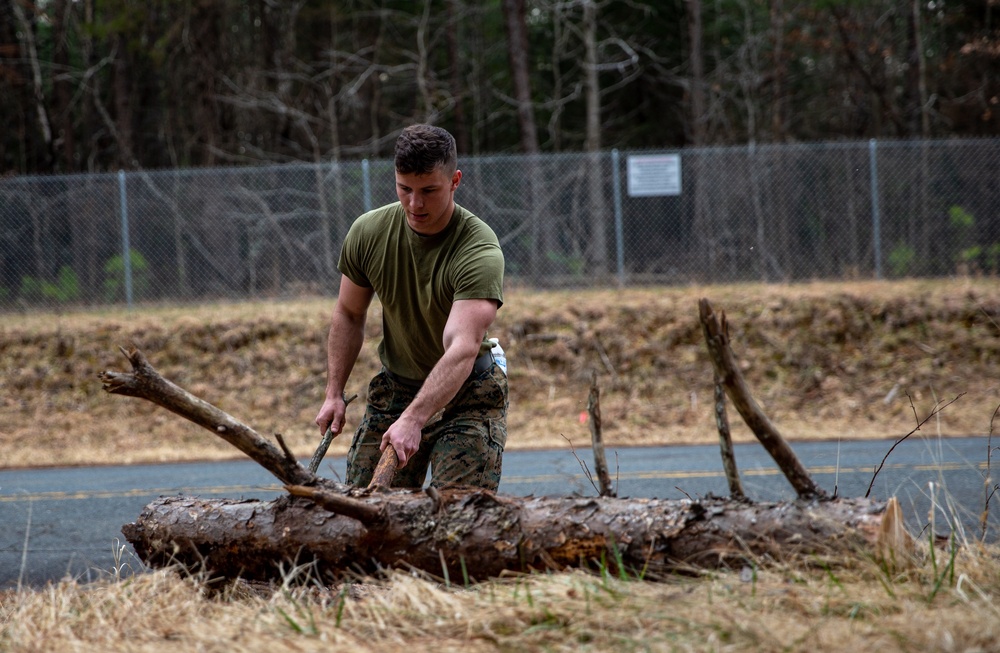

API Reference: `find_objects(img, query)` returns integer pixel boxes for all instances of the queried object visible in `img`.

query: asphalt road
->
[2,435,996,589]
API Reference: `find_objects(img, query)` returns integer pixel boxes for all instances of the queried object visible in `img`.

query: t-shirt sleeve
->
[453,240,505,308]
[337,217,373,288]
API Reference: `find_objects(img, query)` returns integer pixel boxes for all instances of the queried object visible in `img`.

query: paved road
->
[2,435,996,588]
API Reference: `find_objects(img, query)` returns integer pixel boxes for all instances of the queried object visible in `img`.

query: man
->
[314,124,507,491]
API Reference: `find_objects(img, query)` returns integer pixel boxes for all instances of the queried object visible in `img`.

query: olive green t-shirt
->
[338,202,504,380]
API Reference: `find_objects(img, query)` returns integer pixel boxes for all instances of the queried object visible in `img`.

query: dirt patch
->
[2,279,998,469]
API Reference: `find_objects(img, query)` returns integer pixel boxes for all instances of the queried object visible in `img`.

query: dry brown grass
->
[2,540,999,652]
[3,279,1000,651]
[2,278,999,469]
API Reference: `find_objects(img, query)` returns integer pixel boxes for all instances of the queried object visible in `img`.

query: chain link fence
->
[1,138,998,311]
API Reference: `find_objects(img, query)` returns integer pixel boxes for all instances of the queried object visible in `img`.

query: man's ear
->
[451,169,462,190]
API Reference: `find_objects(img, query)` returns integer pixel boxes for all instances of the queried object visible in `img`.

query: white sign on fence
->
[627,154,681,197]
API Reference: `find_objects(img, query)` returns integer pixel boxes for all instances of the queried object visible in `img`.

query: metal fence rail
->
[1,138,998,311]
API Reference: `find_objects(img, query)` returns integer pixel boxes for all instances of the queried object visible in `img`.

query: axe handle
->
[368,446,399,489]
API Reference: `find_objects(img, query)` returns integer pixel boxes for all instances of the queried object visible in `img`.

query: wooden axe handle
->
[367,445,399,489]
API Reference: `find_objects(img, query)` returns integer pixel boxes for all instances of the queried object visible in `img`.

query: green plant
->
[958,245,982,263]
[19,266,80,303]
[275,589,319,636]
[887,242,915,277]
[546,251,585,276]
[103,248,151,302]
[926,532,958,603]
[594,535,648,586]
[335,582,349,627]
[948,205,975,229]
[949,206,979,272]
[985,243,1000,274]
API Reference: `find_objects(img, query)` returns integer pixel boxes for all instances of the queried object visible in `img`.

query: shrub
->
[103,249,151,302]
[19,266,80,304]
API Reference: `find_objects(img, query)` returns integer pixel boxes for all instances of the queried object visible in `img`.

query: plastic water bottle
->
[488,337,507,376]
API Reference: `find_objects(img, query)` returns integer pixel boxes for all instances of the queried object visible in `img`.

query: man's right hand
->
[315,393,348,437]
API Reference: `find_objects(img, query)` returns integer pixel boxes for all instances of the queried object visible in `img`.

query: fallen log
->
[100,302,902,583]
[122,489,886,583]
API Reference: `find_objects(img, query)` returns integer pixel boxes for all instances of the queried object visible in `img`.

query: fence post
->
[118,169,133,309]
[362,159,372,212]
[868,138,883,279]
[611,148,625,286]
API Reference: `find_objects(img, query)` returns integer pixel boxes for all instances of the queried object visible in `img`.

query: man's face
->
[395,165,462,235]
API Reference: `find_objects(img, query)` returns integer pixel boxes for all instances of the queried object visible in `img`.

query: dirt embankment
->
[2,280,998,469]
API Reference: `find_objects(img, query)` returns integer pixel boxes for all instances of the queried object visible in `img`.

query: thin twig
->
[561,434,600,495]
[17,500,32,592]
[615,451,620,495]
[866,393,965,498]
[592,337,617,381]
[274,433,297,464]
[699,298,825,499]
[982,403,1000,540]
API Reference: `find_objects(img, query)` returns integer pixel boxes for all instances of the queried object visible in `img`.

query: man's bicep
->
[443,298,499,349]
[335,274,375,321]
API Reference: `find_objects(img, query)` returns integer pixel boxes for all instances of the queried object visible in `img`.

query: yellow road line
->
[0,485,284,503]
[0,461,987,501]
[502,461,987,484]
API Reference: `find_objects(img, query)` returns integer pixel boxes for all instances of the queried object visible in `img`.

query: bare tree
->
[502,0,540,156]
[10,0,53,166]
[581,0,608,276]
[687,0,712,276]
[502,0,552,281]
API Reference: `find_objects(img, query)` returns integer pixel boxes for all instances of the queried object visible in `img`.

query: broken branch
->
[588,371,615,497]
[99,346,316,487]
[699,299,826,500]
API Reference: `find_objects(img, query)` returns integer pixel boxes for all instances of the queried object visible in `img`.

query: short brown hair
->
[394,124,457,175]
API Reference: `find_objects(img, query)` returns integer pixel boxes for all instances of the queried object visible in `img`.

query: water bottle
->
[488,337,507,376]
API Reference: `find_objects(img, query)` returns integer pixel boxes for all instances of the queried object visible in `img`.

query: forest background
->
[2,0,999,176]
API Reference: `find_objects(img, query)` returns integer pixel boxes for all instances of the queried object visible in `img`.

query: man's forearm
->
[400,347,477,426]
[397,297,497,430]
[325,309,365,399]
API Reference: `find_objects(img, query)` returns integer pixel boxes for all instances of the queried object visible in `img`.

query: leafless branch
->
[982,403,1000,540]
[865,393,965,498]
[561,434,601,496]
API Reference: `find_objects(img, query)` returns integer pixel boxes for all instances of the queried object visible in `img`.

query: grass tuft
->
[1,544,999,652]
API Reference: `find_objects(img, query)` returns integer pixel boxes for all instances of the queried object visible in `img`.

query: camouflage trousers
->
[345,362,508,491]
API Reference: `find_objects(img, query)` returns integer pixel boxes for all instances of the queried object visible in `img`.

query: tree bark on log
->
[122,490,886,583]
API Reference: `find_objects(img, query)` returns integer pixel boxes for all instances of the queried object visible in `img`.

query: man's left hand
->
[381,415,423,467]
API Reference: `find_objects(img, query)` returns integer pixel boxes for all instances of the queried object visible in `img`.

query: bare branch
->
[865,393,965,498]
[699,298,826,500]
[587,371,615,497]
[99,347,316,487]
